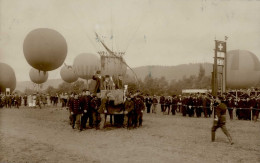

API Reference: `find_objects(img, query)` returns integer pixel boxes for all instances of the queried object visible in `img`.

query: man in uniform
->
[159,95,165,112]
[164,96,171,115]
[80,90,93,129]
[133,95,145,128]
[145,95,152,113]
[211,97,233,145]
[171,95,177,115]
[69,93,82,131]
[151,95,158,114]
[124,95,135,128]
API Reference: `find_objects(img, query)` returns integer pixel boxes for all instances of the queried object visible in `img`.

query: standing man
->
[81,90,93,129]
[151,95,158,114]
[211,97,233,145]
[164,96,171,115]
[227,96,234,120]
[145,95,152,113]
[159,95,165,112]
[92,70,103,94]
[171,95,177,115]
[69,93,83,131]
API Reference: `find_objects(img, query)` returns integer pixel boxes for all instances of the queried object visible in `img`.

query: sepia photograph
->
[0,0,260,162]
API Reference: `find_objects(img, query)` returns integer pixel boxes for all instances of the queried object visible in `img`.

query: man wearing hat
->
[211,97,233,145]
[92,70,104,94]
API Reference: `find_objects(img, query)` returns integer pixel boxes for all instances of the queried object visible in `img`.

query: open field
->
[0,107,259,163]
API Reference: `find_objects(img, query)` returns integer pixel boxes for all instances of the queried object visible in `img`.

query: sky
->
[1,0,260,81]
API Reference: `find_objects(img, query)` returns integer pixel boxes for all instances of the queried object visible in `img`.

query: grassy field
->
[0,107,259,163]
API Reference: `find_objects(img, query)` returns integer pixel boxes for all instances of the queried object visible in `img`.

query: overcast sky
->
[1,0,260,81]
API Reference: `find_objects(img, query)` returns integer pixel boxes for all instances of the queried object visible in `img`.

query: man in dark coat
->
[211,97,233,145]
[159,96,165,112]
[171,96,177,115]
[145,95,152,113]
[227,97,234,120]
[69,93,82,130]
[164,96,171,115]
[92,70,104,94]
[80,90,93,129]
[124,96,135,128]
[91,95,102,129]
[133,95,145,128]
[23,94,28,106]
[187,96,194,117]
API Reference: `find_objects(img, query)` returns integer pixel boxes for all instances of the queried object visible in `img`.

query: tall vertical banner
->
[213,40,227,96]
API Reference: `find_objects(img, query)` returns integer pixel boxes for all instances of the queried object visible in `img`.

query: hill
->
[127,62,213,81]
[15,63,213,92]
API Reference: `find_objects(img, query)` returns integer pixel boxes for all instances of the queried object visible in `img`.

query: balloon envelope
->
[23,28,67,71]
[73,53,101,79]
[101,56,127,77]
[60,65,78,83]
[0,63,16,93]
[29,68,48,84]
[227,50,260,89]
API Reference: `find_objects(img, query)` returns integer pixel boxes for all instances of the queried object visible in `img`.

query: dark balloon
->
[227,50,260,89]
[23,28,67,71]
[0,63,16,93]
[29,68,48,84]
[101,56,127,77]
[73,53,101,79]
[60,65,78,83]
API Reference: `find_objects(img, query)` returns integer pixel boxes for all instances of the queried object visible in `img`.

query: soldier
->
[69,93,82,131]
[254,97,260,122]
[211,97,233,145]
[177,95,183,113]
[91,95,102,129]
[14,92,20,109]
[202,95,208,118]
[182,96,187,116]
[124,95,135,128]
[23,94,28,106]
[80,90,93,129]
[171,95,177,115]
[159,95,165,112]
[164,96,171,115]
[250,96,257,121]
[92,70,104,94]
[227,96,234,120]
[133,95,145,128]
[187,95,194,117]
[145,95,152,113]
[151,95,158,114]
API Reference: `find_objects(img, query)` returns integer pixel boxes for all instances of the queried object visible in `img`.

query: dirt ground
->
[0,106,259,163]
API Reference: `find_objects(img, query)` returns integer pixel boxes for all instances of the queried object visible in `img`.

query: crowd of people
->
[1,89,259,132]
[147,91,260,121]
[0,92,62,109]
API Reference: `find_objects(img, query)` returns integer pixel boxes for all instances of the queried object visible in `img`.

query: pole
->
[223,41,227,93]
[213,40,218,97]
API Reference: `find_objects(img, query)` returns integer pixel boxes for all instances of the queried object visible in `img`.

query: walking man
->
[211,97,233,145]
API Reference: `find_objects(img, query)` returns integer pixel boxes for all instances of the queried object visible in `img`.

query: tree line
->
[22,64,210,96]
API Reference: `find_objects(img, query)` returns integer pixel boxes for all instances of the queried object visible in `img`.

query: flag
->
[216,41,226,52]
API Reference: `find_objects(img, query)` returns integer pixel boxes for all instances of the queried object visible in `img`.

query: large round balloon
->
[0,63,16,93]
[29,68,48,84]
[227,50,260,89]
[23,28,67,71]
[60,65,78,83]
[73,53,101,79]
[101,56,127,77]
